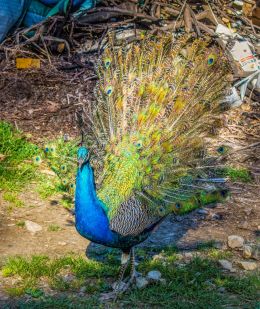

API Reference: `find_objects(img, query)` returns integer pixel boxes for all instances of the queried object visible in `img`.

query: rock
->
[136,277,149,289]
[227,235,244,249]
[159,278,167,285]
[63,274,76,283]
[198,209,208,215]
[239,261,257,271]
[58,241,67,246]
[252,246,259,261]
[218,259,235,272]
[25,220,42,233]
[213,241,224,250]
[218,287,226,293]
[175,254,183,260]
[183,252,193,259]
[241,221,249,229]
[147,270,162,281]
[243,245,253,259]
[79,286,87,293]
[152,254,164,261]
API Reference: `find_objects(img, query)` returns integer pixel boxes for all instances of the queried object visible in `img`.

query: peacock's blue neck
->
[75,162,116,245]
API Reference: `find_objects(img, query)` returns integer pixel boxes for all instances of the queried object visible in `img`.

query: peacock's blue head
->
[77,147,90,170]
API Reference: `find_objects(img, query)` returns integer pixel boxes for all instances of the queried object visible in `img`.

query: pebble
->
[63,274,76,283]
[243,245,252,259]
[252,246,259,261]
[147,270,162,281]
[227,235,244,248]
[198,209,208,215]
[218,287,226,293]
[79,286,87,293]
[239,261,257,271]
[58,241,67,246]
[152,254,164,261]
[25,220,42,234]
[136,277,149,289]
[183,252,193,259]
[159,278,167,285]
[218,259,235,272]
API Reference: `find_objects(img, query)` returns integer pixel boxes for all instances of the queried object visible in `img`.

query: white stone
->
[239,261,257,271]
[147,270,162,281]
[25,220,42,233]
[227,235,244,248]
[136,277,149,289]
[183,252,193,259]
[243,245,253,259]
[218,259,235,272]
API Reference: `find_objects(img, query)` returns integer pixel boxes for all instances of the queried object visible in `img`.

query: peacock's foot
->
[99,272,139,302]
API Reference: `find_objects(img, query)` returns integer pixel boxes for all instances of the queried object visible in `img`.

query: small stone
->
[218,259,235,272]
[63,274,76,283]
[252,246,259,261]
[183,252,193,259]
[152,254,164,261]
[136,277,149,289]
[25,220,42,233]
[243,245,253,259]
[80,286,87,293]
[175,254,183,260]
[218,287,226,293]
[147,270,162,281]
[198,209,208,215]
[241,221,249,229]
[159,278,167,285]
[58,241,67,246]
[239,261,257,271]
[213,241,224,250]
[228,235,244,249]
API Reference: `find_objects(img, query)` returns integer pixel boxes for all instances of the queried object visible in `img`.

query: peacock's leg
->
[100,249,131,301]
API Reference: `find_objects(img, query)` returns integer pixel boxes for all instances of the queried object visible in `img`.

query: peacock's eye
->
[105,86,113,96]
[217,146,224,154]
[70,183,75,188]
[62,179,68,185]
[45,147,49,153]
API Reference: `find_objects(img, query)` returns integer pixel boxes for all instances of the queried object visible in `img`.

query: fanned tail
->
[82,34,231,218]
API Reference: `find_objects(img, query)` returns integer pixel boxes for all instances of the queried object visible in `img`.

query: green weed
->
[221,167,252,183]
[47,224,62,232]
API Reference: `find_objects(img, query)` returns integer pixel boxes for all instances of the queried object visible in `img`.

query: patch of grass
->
[1,250,259,308]
[0,121,40,192]
[16,220,25,228]
[3,192,24,208]
[221,167,252,183]
[1,254,117,296]
[47,224,62,232]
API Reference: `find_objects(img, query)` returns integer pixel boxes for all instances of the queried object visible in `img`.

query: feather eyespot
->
[33,156,42,165]
[44,147,49,153]
[105,86,113,96]
[207,54,216,66]
[62,179,68,185]
[104,58,111,69]
[135,140,143,149]
[175,203,181,210]
[60,165,67,172]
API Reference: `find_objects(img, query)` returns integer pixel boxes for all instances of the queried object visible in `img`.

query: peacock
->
[74,34,230,297]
